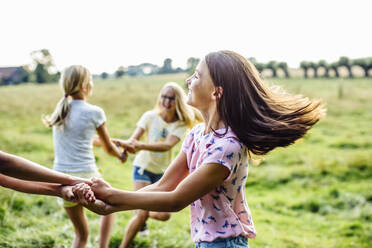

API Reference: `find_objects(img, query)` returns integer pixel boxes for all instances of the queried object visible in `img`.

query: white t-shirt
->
[133,110,187,174]
[53,100,106,173]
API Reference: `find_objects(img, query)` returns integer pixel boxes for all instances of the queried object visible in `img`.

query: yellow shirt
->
[133,110,187,174]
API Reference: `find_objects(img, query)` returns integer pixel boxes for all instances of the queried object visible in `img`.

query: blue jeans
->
[195,236,249,248]
[132,166,163,184]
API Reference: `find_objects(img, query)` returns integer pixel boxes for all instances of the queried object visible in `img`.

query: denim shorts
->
[132,166,163,184]
[195,236,249,248]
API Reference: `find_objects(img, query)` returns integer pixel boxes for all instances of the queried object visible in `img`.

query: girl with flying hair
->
[43,65,134,248]
[73,51,325,248]
[112,82,201,248]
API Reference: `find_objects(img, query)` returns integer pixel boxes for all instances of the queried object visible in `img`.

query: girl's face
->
[186,60,216,111]
[160,87,176,113]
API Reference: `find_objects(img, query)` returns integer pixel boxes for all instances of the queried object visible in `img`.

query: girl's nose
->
[186,77,191,86]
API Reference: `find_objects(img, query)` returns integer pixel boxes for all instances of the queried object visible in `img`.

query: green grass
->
[0,75,371,247]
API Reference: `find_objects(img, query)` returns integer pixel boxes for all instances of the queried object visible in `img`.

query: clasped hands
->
[113,138,143,163]
[60,178,115,215]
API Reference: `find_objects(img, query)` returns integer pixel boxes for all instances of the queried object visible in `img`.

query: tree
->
[338,56,353,78]
[101,72,109,79]
[300,61,310,78]
[186,57,200,75]
[266,61,278,77]
[329,62,340,78]
[309,62,319,78]
[352,57,372,77]
[115,66,126,78]
[30,49,58,83]
[318,60,329,78]
[248,57,265,73]
[34,63,49,83]
[277,62,290,78]
[159,58,173,74]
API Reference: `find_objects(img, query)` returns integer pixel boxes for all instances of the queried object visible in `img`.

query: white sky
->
[1,0,371,74]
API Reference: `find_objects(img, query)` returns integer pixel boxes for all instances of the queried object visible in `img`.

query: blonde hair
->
[155,82,202,129]
[43,65,92,128]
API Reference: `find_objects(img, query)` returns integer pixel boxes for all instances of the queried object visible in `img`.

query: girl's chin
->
[162,106,174,112]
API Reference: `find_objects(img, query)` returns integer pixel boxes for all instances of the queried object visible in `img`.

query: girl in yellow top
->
[114,82,200,248]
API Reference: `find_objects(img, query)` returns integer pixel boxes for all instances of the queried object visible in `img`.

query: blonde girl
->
[113,82,200,248]
[43,65,129,248]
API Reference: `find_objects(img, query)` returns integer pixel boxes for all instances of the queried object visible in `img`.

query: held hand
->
[130,139,143,152]
[60,185,76,202]
[82,199,117,215]
[113,139,136,154]
[90,177,112,200]
[72,183,96,205]
[119,149,128,163]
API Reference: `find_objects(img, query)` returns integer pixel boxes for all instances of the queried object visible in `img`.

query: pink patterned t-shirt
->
[182,123,256,243]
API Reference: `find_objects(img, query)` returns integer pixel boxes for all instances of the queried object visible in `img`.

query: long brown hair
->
[205,50,326,155]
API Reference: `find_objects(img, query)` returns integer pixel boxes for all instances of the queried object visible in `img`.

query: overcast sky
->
[1,0,371,74]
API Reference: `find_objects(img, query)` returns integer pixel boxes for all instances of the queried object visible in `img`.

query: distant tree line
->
[2,50,371,86]
[248,57,372,79]
[299,57,372,78]
[111,57,200,79]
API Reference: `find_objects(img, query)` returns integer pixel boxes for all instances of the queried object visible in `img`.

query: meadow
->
[0,74,371,248]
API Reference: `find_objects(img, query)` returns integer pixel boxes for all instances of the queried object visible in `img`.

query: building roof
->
[0,67,22,79]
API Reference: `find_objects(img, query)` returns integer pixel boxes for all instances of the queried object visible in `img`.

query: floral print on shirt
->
[182,124,256,243]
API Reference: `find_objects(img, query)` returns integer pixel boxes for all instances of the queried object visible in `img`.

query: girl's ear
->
[80,83,91,95]
[213,86,223,100]
[79,85,86,95]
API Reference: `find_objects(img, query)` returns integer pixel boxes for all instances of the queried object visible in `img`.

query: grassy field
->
[0,74,371,247]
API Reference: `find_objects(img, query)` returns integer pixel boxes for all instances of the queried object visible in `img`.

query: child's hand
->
[119,149,128,163]
[113,139,136,154]
[130,139,142,152]
[60,185,76,202]
[90,177,112,200]
[84,199,117,215]
[72,183,96,205]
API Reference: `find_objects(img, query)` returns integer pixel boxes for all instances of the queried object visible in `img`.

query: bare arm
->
[0,174,63,196]
[118,126,181,152]
[138,151,189,192]
[0,151,90,185]
[93,135,102,146]
[96,123,126,162]
[129,126,145,141]
[111,126,145,151]
[80,152,229,214]
[133,135,180,152]
[0,173,83,203]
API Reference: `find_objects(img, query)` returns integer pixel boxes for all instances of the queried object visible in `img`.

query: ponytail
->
[42,65,92,128]
[42,95,71,128]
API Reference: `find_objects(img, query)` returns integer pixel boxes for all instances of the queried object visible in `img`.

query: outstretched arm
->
[0,173,93,203]
[112,126,144,152]
[75,152,230,215]
[96,123,130,162]
[132,134,180,152]
[0,151,90,185]
[115,126,180,152]
[0,173,65,197]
